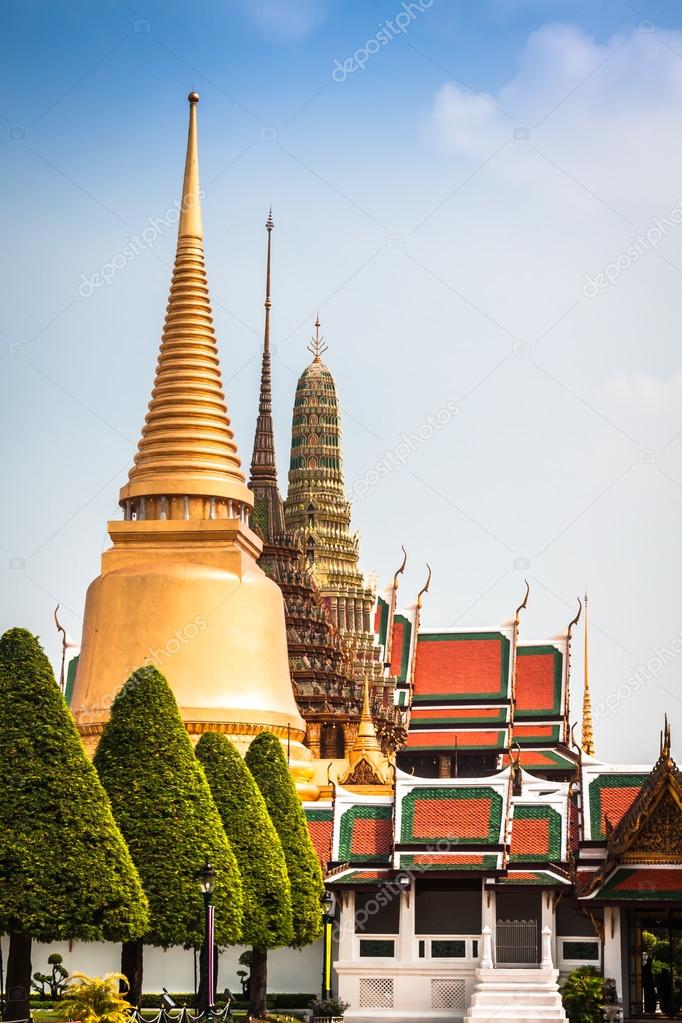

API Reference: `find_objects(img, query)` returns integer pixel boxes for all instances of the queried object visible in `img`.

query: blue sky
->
[3,0,682,760]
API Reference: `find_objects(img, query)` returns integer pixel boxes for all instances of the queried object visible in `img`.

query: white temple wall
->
[0,937,322,998]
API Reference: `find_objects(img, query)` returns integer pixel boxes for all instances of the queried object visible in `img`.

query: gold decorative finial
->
[417,563,432,610]
[661,713,672,759]
[179,91,202,240]
[582,591,595,757]
[352,677,382,753]
[515,579,530,624]
[393,545,408,590]
[385,546,408,668]
[54,605,67,695]
[307,315,328,362]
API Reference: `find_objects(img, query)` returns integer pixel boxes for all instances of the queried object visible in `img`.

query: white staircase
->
[464,965,569,1023]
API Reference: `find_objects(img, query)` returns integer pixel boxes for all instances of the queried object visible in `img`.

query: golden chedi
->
[71,94,305,756]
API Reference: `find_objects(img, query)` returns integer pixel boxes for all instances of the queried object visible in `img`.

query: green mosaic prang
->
[515,645,564,718]
[400,853,499,872]
[509,804,562,862]
[339,804,393,863]
[587,774,648,840]
[400,786,504,845]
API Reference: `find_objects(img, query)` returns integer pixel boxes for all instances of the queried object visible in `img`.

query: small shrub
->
[60,973,132,1023]
[561,965,605,1023]
[32,953,69,1000]
[310,996,350,1018]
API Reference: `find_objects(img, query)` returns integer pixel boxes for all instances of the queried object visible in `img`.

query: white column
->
[481,927,494,970]
[541,889,557,967]
[541,926,553,967]
[603,907,624,1000]
[481,885,496,966]
[397,882,415,963]
[338,891,355,963]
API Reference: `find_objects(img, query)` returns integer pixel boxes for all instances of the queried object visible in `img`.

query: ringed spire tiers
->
[249,211,285,538]
[120,92,252,518]
[284,322,387,696]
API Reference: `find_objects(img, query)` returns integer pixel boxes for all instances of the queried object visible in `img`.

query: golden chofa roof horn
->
[120,92,253,517]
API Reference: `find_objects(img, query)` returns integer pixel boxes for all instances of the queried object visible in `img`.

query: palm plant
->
[60,973,132,1023]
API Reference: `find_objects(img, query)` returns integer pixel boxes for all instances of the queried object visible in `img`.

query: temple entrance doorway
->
[629,909,682,1018]
[495,889,542,966]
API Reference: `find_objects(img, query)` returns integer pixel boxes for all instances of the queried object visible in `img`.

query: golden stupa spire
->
[582,591,596,757]
[352,677,382,754]
[120,92,252,519]
[307,315,328,363]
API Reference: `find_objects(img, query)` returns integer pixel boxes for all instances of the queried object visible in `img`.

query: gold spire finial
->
[352,677,382,753]
[582,591,596,757]
[417,563,432,610]
[119,94,252,515]
[179,92,202,241]
[307,315,328,362]
[393,545,408,591]
[661,713,672,759]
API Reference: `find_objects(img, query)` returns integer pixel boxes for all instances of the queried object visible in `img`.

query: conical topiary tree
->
[0,628,149,1023]
[93,667,244,1005]
[196,732,293,1018]
[245,732,323,952]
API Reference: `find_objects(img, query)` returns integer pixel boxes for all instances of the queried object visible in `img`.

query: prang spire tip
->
[179,91,203,241]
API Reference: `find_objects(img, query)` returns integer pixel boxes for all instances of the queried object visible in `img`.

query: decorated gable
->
[332,789,394,865]
[304,804,334,870]
[395,768,509,850]
[508,773,568,865]
[582,765,650,841]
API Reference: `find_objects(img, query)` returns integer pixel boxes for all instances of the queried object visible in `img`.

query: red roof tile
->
[350,815,393,858]
[414,633,510,700]
[413,796,493,840]
[599,868,682,901]
[406,729,505,750]
[515,647,562,716]
[511,816,550,857]
[411,706,506,722]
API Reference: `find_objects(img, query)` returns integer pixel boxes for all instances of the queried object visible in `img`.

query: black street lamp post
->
[321,890,335,1000]
[197,859,217,1019]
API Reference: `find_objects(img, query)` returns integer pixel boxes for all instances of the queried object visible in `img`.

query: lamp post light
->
[197,859,217,1019]
[321,889,335,1000]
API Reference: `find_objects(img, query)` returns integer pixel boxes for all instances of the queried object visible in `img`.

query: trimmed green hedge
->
[94,666,243,948]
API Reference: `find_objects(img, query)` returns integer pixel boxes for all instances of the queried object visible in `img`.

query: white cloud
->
[603,371,682,413]
[424,23,682,214]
